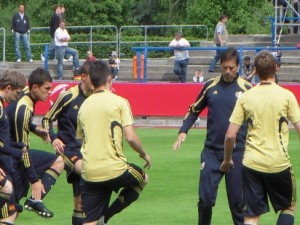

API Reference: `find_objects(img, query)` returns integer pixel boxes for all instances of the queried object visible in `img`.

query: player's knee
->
[2,179,13,195]
[52,155,65,173]
[119,188,139,207]
[198,197,214,209]
[244,216,260,225]
[74,195,83,211]
[143,174,149,185]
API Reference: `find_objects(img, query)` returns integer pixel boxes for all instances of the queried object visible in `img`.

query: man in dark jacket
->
[41,4,61,61]
[11,3,33,63]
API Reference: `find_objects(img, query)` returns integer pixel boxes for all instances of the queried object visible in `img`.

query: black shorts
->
[242,166,296,216]
[12,149,58,202]
[82,163,145,223]
[61,147,83,197]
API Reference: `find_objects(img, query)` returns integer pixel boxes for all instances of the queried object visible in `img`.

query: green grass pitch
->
[16,128,300,225]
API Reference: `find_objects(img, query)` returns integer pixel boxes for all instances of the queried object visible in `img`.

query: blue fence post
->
[238,47,244,76]
[143,48,148,82]
[137,50,141,82]
[44,44,49,71]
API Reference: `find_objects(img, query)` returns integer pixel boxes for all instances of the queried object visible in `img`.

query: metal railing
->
[0,28,5,66]
[119,25,208,57]
[30,25,119,52]
[131,46,299,82]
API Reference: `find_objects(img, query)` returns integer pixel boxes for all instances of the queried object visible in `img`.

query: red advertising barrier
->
[35,82,300,117]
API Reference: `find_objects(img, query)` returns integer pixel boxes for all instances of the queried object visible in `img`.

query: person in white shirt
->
[55,20,79,80]
[169,32,190,83]
[192,69,204,83]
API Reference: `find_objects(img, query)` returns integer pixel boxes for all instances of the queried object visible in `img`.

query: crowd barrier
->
[35,82,300,117]
[132,46,300,82]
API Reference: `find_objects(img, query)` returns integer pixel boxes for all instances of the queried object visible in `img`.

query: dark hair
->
[53,4,59,11]
[244,56,251,61]
[80,61,93,75]
[220,47,239,65]
[219,15,228,21]
[89,60,112,88]
[175,32,183,37]
[28,68,52,90]
[254,51,277,80]
[0,71,26,90]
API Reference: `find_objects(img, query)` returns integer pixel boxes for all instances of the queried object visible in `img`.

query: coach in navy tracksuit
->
[173,47,252,225]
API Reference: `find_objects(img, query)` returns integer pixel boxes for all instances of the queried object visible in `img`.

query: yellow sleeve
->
[229,95,246,126]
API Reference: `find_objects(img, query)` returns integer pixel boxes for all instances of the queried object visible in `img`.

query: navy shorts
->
[242,166,296,216]
[82,163,145,223]
[12,149,58,202]
[61,147,83,197]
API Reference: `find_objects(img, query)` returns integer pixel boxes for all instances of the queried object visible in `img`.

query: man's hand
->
[140,153,151,169]
[172,133,187,151]
[220,160,234,173]
[31,180,45,201]
[34,127,50,143]
[52,138,65,154]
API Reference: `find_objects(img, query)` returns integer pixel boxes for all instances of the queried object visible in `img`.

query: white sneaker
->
[17,59,21,63]
[41,54,45,62]
[29,59,34,63]
[67,55,73,61]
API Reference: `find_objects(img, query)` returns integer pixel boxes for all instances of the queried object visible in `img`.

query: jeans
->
[209,44,225,71]
[14,32,32,61]
[56,46,79,79]
[43,38,56,60]
[111,67,119,79]
[173,58,189,83]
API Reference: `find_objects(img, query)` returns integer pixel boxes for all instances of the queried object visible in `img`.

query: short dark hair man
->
[7,68,64,220]
[42,61,94,225]
[77,60,151,225]
[0,71,26,224]
[221,51,300,225]
[173,48,251,225]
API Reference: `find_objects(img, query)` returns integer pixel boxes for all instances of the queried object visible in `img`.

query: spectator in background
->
[86,50,97,62]
[108,51,120,81]
[169,32,190,83]
[41,4,61,62]
[208,15,229,72]
[55,20,80,80]
[11,3,33,63]
[270,44,282,64]
[241,56,256,82]
[272,0,288,32]
[192,69,204,83]
[59,5,73,62]
[59,5,65,21]
[293,0,300,34]
[270,44,282,83]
